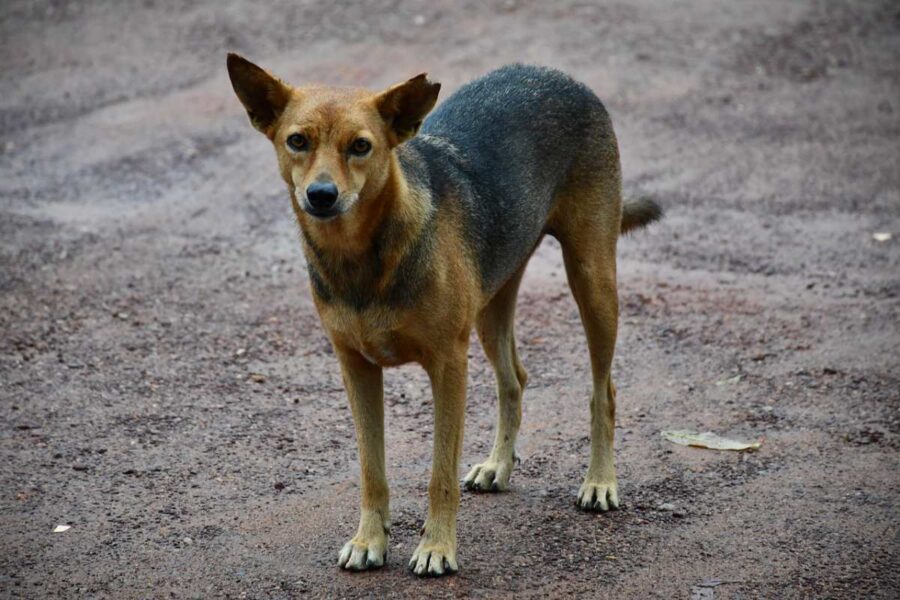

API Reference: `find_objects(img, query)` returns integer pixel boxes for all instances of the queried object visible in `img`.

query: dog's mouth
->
[303,203,342,220]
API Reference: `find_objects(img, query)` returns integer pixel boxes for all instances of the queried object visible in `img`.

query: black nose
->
[306,182,339,211]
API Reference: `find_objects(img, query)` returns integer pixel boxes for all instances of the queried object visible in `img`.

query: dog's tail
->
[621,196,663,234]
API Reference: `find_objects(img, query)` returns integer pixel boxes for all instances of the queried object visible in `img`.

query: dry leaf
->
[53,525,71,533]
[661,430,762,451]
[715,374,742,386]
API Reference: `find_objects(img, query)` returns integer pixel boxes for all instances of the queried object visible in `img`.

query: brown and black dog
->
[226,55,661,577]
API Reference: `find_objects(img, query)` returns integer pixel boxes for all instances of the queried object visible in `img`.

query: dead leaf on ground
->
[661,430,762,451]
[715,374,742,386]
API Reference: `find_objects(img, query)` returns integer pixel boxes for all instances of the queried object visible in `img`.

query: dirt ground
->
[1,0,898,598]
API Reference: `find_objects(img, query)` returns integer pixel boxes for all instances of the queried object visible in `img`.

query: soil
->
[1,0,898,598]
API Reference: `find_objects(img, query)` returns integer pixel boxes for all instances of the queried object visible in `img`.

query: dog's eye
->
[349,138,372,156]
[286,134,308,152]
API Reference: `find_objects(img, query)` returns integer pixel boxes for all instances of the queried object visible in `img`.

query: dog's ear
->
[226,53,292,138]
[374,74,441,146]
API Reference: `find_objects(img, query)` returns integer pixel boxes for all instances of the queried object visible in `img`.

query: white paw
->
[576,479,620,512]
[409,537,458,577]
[337,536,387,571]
[462,458,513,492]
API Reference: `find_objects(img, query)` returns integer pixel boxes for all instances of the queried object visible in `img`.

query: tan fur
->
[551,187,622,510]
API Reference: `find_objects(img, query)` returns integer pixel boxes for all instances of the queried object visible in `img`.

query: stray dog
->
[227,55,661,577]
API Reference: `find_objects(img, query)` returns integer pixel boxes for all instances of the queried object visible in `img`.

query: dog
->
[226,54,661,577]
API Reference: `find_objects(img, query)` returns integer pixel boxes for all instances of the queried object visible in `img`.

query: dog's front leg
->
[335,347,390,571]
[410,349,468,576]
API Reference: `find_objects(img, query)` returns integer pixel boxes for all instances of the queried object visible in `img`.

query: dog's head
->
[226,54,440,224]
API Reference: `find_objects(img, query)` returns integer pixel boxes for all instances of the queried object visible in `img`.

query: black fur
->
[405,64,618,293]
[303,212,436,310]
[621,196,663,233]
[383,214,437,308]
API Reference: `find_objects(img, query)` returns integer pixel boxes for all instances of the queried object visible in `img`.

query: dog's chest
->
[326,310,422,367]
[359,339,402,366]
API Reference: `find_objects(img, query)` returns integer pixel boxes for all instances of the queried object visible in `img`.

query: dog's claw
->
[576,480,620,512]
[462,459,513,493]
[409,533,458,577]
[338,539,386,572]
[409,549,458,577]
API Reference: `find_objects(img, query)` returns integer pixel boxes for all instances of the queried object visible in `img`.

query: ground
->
[1,0,898,598]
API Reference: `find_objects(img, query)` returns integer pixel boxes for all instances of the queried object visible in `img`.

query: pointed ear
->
[374,74,441,145]
[226,53,292,137]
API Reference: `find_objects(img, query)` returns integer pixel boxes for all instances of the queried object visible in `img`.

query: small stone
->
[656,502,676,511]
[182,536,193,545]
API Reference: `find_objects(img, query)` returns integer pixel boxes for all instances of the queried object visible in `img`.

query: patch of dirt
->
[1,0,898,598]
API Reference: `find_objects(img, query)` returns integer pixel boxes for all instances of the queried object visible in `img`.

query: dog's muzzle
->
[304,182,340,219]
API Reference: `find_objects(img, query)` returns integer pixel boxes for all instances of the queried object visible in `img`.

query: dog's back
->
[401,64,620,294]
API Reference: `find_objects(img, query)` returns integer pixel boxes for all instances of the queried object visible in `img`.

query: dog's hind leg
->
[463,266,529,493]
[561,234,620,511]
[552,169,622,511]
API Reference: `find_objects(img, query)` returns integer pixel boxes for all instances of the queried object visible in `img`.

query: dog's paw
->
[409,537,458,577]
[337,535,387,572]
[576,479,620,512]
[462,458,513,492]
[338,510,389,571]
